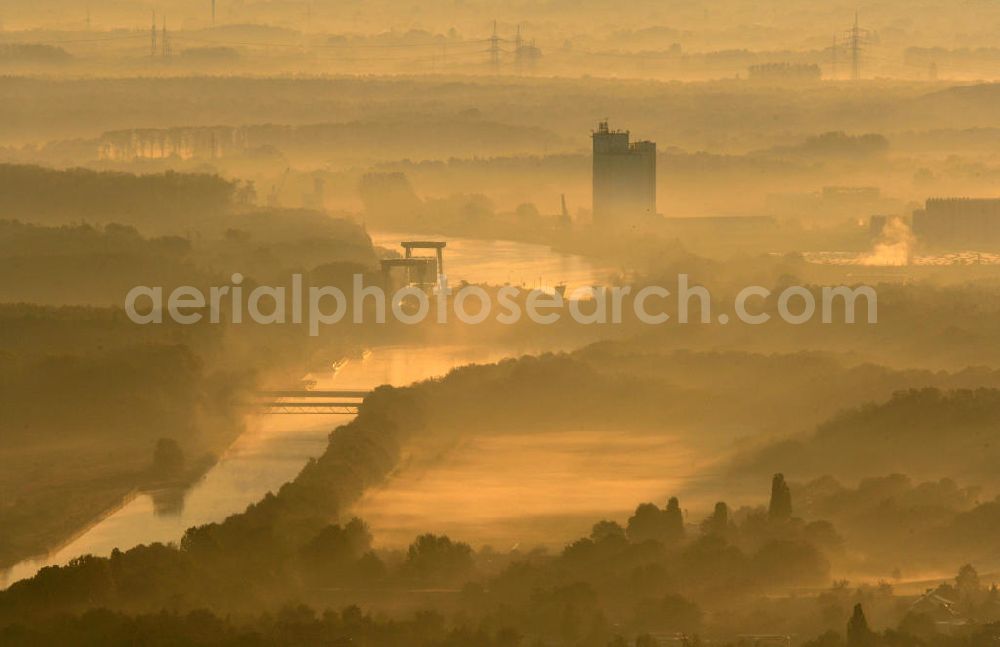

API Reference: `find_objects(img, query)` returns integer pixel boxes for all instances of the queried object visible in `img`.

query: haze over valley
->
[4,2,1000,646]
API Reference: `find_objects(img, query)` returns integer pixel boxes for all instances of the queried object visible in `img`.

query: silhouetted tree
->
[956,564,981,598]
[627,503,666,543]
[299,518,374,583]
[403,534,474,584]
[769,473,792,521]
[627,499,684,544]
[956,563,983,614]
[664,497,685,542]
[701,502,731,538]
[591,520,627,543]
[847,604,875,647]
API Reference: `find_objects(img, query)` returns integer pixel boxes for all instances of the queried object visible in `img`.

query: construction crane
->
[560,193,572,227]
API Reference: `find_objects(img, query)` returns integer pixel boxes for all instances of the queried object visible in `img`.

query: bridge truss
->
[253,390,371,415]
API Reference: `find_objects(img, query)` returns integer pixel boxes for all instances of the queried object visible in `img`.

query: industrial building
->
[913,198,1000,247]
[592,121,656,227]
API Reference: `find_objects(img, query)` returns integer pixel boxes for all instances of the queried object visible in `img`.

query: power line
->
[307,48,490,64]
[0,32,147,45]
[489,19,500,72]
[9,30,489,53]
[2,19,521,72]
[169,34,490,50]
[844,12,871,81]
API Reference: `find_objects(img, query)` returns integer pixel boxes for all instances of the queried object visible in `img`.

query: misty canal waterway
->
[2,232,619,587]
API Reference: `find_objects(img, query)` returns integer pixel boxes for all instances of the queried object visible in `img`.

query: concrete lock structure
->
[380,241,447,290]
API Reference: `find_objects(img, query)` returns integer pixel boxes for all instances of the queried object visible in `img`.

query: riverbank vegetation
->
[5,349,1000,644]
[0,165,381,570]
